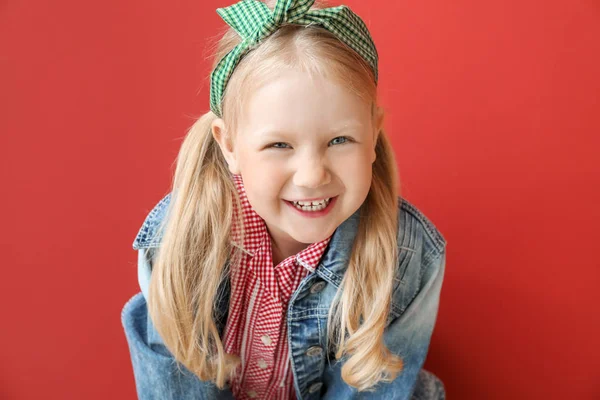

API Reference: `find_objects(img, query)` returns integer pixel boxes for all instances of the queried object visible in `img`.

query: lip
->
[284,195,338,218]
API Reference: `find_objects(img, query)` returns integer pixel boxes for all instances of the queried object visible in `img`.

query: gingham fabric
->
[224,173,333,399]
[210,0,379,117]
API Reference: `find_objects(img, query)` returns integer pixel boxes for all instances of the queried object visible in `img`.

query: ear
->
[211,118,241,175]
[371,106,384,164]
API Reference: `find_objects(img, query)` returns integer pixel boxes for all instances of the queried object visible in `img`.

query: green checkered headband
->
[209,0,379,117]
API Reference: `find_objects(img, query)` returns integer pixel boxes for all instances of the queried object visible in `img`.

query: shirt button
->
[308,382,323,393]
[261,335,272,345]
[310,281,326,294]
[305,345,323,357]
[247,390,258,398]
[257,359,268,369]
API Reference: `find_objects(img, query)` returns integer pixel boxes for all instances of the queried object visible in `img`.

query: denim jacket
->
[121,193,447,400]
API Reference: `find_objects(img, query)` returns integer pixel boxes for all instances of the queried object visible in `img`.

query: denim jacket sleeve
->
[121,246,235,400]
[320,247,447,399]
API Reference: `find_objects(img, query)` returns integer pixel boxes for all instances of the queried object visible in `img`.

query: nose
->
[293,155,331,189]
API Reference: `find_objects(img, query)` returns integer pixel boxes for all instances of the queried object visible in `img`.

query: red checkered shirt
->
[224,174,332,400]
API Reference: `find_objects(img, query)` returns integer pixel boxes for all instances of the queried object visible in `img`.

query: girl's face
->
[212,69,381,260]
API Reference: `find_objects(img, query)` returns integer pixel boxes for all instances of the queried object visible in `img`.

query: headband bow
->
[209,0,379,117]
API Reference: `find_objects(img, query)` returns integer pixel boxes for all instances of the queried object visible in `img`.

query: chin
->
[291,229,334,244]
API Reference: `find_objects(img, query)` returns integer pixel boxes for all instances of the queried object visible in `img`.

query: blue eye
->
[330,136,350,145]
[269,142,289,149]
[268,136,352,149]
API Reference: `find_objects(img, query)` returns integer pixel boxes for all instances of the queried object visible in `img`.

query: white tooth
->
[294,201,327,211]
[295,198,330,206]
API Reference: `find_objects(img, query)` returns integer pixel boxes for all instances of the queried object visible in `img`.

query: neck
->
[269,233,308,267]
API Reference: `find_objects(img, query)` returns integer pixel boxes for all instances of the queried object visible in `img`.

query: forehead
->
[240,69,371,133]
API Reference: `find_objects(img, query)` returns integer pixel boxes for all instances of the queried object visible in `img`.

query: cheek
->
[242,174,286,205]
[338,151,373,180]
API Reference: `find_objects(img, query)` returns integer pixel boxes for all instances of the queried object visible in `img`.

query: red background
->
[1,0,598,399]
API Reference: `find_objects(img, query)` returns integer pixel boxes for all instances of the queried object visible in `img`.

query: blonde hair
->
[147,0,403,392]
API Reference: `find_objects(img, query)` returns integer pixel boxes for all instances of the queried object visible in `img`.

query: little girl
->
[121,0,448,399]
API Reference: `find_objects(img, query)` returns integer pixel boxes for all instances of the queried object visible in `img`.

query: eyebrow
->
[256,120,365,139]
